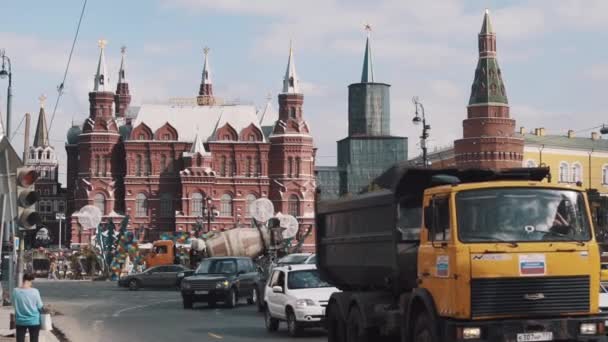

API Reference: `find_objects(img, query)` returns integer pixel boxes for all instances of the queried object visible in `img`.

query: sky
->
[3,0,608,184]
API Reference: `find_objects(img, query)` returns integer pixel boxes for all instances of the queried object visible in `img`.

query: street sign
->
[55,213,65,220]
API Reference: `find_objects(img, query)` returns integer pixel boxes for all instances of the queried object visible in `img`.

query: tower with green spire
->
[321,26,407,198]
[454,10,523,170]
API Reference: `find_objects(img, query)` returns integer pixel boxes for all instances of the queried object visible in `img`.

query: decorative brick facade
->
[454,10,524,170]
[66,43,315,249]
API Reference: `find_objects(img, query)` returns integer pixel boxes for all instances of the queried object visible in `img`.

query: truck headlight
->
[462,327,481,339]
[216,280,230,288]
[295,299,316,308]
[181,282,191,290]
[580,323,597,335]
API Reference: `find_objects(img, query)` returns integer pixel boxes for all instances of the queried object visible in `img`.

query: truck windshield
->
[195,259,237,274]
[457,188,591,243]
[287,270,332,289]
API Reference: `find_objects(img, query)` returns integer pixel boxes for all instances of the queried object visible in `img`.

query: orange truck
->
[144,240,177,268]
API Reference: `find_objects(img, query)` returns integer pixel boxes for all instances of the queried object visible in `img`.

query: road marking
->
[111,299,180,317]
[208,332,223,339]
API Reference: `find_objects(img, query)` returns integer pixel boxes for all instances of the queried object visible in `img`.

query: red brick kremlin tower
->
[454,10,523,169]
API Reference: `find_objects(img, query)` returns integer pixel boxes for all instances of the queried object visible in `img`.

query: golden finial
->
[38,94,47,108]
[203,46,210,56]
[364,23,372,34]
[98,39,107,49]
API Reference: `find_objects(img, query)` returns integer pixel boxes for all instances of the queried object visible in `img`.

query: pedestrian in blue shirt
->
[12,273,43,342]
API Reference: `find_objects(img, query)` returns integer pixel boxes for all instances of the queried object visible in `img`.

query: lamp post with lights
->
[412,96,430,168]
[0,50,12,139]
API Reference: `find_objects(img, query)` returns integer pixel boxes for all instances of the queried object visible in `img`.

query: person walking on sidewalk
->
[48,261,58,280]
[12,273,43,342]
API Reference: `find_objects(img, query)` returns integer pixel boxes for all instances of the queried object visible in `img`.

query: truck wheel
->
[327,302,346,342]
[413,313,438,342]
[347,307,376,342]
[265,306,279,332]
[286,309,302,337]
[183,296,193,309]
[225,288,237,308]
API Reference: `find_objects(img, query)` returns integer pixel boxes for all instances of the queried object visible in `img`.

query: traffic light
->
[16,167,40,230]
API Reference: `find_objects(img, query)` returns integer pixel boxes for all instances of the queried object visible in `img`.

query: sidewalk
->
[0,307,59,342]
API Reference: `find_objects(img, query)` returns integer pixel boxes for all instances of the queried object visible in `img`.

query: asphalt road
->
[34,279,326,342]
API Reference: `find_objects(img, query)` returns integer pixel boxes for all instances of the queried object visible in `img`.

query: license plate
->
[195,290,209,295]
[516,332,553,342]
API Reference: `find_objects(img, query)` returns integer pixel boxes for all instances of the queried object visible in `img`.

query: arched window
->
[135,155,142,176]
[220,156,226,176]
[254,156,261,176]
[101,155,106,176]
[30,151,35,160]
[288,195,300,217]
[160,154,167,173]
[136,193,148,217]
[94,155,100,176]
[289,107,296,119]
[246,194,257,216]
[246,157,252,177]
[572,163,582,183]
[296,157,301,177]
[249,134,255,141]
[94,193,105,214]
[603,166,608,185]
[288,157,293,177]
[559,162,569,183]
[160,193,173,217]
[220,194,233,216]
[526,160,536,168]
[191,192,203,216]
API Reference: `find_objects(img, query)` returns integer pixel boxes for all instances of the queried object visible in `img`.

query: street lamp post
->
[412,97,430,168]
[55,213,66,249]
[0,50,12,139]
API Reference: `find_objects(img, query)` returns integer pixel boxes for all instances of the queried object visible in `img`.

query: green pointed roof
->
[361,36,374,83]
[33,106,49,147]
[480,9,493,34]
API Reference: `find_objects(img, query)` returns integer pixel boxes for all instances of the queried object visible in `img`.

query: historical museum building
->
[66,42,316,247]
[315,32,408,200]
[25,100,67,246]
[453,10,524,169]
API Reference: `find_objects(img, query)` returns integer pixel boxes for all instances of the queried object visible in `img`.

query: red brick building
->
[454,10,524,169]
[66,42,316,248]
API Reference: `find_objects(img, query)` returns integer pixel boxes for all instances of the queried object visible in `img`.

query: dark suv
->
[181,257,260,309]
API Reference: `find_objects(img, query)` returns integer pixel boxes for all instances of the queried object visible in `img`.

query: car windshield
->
[195,259,237,274]
[457,188,591,243]
[287,270,332,289]
[278,254,311,265]
[305,255,316,264]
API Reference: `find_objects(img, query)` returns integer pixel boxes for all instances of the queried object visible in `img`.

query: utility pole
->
[56,213,65,249]
[412,97,430,168]
[0,50,13,140]
[23,113,30,162]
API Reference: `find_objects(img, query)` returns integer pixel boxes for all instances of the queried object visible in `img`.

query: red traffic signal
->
[17,168,38,187]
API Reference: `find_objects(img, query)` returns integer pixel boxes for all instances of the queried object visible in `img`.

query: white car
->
[263,264,339,337]
[600,282,608,312]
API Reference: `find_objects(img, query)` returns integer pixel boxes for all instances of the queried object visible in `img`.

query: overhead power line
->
[48,0,88,131]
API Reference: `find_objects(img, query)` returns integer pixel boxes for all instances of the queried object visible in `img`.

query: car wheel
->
[265,305,279,332]
[225,288,237,308]
[247,288,258,305]
[183,296,193,309]
[286,308,302,337]
[128,279,140,291]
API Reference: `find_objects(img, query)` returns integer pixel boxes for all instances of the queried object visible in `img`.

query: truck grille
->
[471,276,590,318]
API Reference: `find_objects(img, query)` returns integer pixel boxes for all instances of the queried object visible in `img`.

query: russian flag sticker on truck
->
[436,255,449,277]
[519,254,546,276]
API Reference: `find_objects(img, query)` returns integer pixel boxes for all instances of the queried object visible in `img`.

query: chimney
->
[567,130,575,138]
[592,131,600,140]
[519,126,525,135]
[538,127,545,136]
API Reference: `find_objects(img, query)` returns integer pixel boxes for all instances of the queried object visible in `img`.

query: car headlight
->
[177,272,184,278]
[216,280,230,288]
[580,323,597,335]
[295,299,316,308]
[181,282,191,290]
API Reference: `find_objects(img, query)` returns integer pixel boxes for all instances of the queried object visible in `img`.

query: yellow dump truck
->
[316,167,608,342]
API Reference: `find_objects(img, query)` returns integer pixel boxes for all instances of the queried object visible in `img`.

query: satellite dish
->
[250,198,274,223]
[277,213,299,239]
[77,205,102,229]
